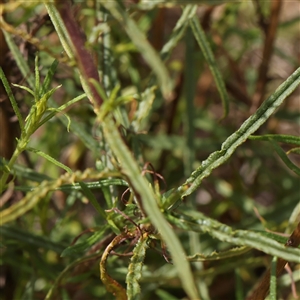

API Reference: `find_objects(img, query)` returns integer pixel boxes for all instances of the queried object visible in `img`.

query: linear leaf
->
[166,211,300,263]
[287,147,300,155]
[155,289,180,300]
[15,178,127,192]
[0,67,24,131]
[190,15,229,118]
[34,55,40,100]
[78,181,107,219]
[131,86,157,131]
[44,3,74,59]
[58,179,128,192]
[40,59,60,96]
[249,135,300,175]
[61,226,108,257]
[160,5,197,62]
[101,115,200,299]
[249,134,300,145]
[102,2,172,98]
[0,159,52,182]
[2,30,35,89]
[26,147,73,174]
[179,67,300,198]
[1,225,66,253]
[136,0,228,10]
[270,141,300,176]
[47,98,100,155]
[126,236,149,300]
[188,246,251,262]
[270,256,278,300]
[37,93,86,130]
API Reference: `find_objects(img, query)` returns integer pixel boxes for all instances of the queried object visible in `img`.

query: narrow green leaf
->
[148,256,264,283]
[144,4,197,97]
[252,230,294,245]
[15,179,127,192]
[26,147,72,174]
[61,226,108,257]
[37,93,86,130]
[132,86,157,131]
[270,141,300,176]
[11,83,35,97]
[235,268,244,300]
[132,5,197,131]
[166,211,300,263]
[249,134,300,145]
[160,5,197,62]
[78,181,107,219]
[287,201,300,233]
[126,236,149,300]
[34,55,40,100]
[2,30,35,89]
[190,15,229,118]
[0,67,24,131]
[249,135,300,175]
[0,225,66,253]
[101,11,120,96]
[286,147,300,155]
[58,179,128,192]
[89,78,108,103]
[184,25,196,177]
[136,0,228,9]
[188,246,251,262]
[155,289,180,300]
[269,256,278,300]
[102,2,172,98]
[0,158,52,182]
[47,97,100,155]
[101,115,200,299]
[180,67,300,198]
[41,59,60,95]
[44,3,74,59]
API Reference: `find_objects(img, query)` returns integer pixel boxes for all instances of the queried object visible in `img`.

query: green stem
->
[0,136,28,194]
[101,115,200,300]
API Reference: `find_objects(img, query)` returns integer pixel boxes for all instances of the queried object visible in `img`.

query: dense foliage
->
[1,1,299,300]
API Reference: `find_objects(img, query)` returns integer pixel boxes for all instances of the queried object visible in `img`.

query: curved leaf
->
[166,211,300,263]
[101,115,200,299]
[190,15,229,118]
[126,236,149,300]
[179,67,300,198]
